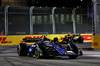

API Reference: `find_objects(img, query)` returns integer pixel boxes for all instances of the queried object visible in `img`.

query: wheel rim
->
[35,47,40,58]
[35,48,38,56]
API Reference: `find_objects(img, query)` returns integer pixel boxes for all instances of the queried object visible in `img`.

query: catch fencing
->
[93,0,100,35]
[0,6,92,35]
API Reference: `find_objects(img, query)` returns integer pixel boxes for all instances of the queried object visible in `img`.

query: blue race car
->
[17,37,83,59]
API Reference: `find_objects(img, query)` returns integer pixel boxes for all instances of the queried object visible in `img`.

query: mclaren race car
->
[17,36,83,59]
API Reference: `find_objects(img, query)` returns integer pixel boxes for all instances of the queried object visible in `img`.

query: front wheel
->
[80,50,83,56]
[34,46,43,59]
[67,43,79,59]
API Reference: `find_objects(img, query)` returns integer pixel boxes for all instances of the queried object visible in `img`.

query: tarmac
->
[0,42,98,53]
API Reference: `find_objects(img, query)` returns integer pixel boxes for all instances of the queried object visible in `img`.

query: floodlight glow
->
[80,0,83,1]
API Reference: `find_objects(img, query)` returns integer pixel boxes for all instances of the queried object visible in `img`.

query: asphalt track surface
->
[0,45,100,66]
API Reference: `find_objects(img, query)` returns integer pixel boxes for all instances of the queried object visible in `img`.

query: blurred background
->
[0,0,92,35]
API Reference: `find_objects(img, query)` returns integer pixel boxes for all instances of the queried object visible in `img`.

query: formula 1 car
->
[59,34,83,44]
[17,36,83,59]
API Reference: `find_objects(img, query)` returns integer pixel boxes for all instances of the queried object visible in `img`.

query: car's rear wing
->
[23,38,41,42]
[73,34,81,37]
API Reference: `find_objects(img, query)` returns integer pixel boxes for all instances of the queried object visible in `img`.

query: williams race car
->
[17,36,83,59]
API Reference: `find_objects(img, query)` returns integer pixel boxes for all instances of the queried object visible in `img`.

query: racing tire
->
[80,50,83,56]
[34,46,43,59]
[17,43,28,56]
[78,37,83,43]
[67,43,79,59]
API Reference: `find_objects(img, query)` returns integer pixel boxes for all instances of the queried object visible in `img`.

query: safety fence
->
[0,6,92,35]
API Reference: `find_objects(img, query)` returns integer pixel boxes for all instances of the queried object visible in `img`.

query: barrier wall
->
[92,35,100,49]
[0,35,42,45]
[0,34,92,45]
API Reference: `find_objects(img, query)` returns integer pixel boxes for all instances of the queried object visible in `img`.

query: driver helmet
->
[42,36,47,41]
[68,34,73,37]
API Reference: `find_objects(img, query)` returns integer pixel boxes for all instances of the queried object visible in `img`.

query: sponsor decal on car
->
[24,36,43,39]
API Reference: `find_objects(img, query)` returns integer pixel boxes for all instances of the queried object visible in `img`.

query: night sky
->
[29,0,92,8]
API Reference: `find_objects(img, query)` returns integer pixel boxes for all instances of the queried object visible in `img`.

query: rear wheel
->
[78,37,83,43]
[67,43,79,59]
[17,43,28,56]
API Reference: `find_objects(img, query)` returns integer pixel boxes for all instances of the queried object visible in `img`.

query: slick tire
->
[78,37,83,43]
[17,43,28,56]
[67,43,79,59]
[80,50,83,56]
[35,46,43,59]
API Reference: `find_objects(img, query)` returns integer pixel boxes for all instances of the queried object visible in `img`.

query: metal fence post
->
[92,0,97,35]
[4,6,9,35]
[52,7,56,34]
[29,6,34,35]
[72,8,77,34]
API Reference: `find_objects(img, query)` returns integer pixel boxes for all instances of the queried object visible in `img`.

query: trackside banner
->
[0,34,92,45]
[92,35,100,49]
